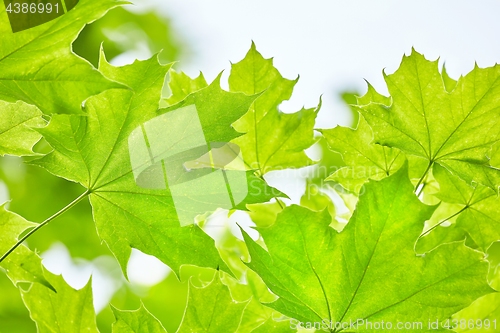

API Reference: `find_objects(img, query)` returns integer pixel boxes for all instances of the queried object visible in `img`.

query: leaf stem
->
[418,205,468,240]
[415,161,433,196]
[275,196,285,209]
[0,190,90,264]
[255,172,284,209]
[416,182,426,197]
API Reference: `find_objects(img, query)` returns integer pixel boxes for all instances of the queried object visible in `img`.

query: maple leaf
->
[319,116,404,194]
[161,73,257,144]
[0,100,46,156]
[32,51,283,276]
[160,71,287,212]
[177,276,249,333]
[164,70,208,106]
[229,43,317,174]
[243,166,493,331]
[452,261,500,332]
[0,204,52,290]
[420,164,500,252]
[359,50,500,190]
[32,54,230,276]
[112,275,251,333]
[112,304,168,333]
[320,83,429,194]
[21,270,99,333]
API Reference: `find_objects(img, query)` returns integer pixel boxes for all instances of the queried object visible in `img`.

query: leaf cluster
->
[1,1,499,332]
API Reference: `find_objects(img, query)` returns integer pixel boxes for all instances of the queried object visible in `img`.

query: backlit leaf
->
[32,54,228,276]
[0,204,52,290]
[319,116,404,194]
[165,70,208,106]
[0,101,45,156]
[453,265,500,332]
[21,270,99,333]
[112,304,167,333]
[359,51,500,190]
[229,43,317,174]
[424,164,500,251]
[176,275,249,333]
[244,167,492,331]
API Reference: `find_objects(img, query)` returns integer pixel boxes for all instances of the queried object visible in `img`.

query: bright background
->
[125,0,500,127]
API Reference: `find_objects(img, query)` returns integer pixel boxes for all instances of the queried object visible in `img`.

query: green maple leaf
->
[161,53,290,212]
[320,83,428,194]
[165,70,208,106]
[0,100,46,156]
[319,116,404,194]
[32,54,229,276]
[452,264,500,332]
[243,166,493,331]
[222,257,290,333]
[161,73,257,144]
[31,51,282,276]
[112,304,167,333]
[423,164,500,252]
[177,275,249,333]
[229,43,317,174]
[319,84,402,194]
[160,73,286,210]
[113,275,250,333]
[20,270,99,333]
[359,50,500,190]
[0,204,52,290]
[441,65,457,93]
[0,0,125,115]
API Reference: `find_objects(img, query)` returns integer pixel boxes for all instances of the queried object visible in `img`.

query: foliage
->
[1,1,499,332]
[244,167,491,330]
[358,51,500,190]
[0,0,126,115]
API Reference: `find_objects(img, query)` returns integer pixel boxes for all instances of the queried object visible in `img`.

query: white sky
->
[127,0,500,128]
